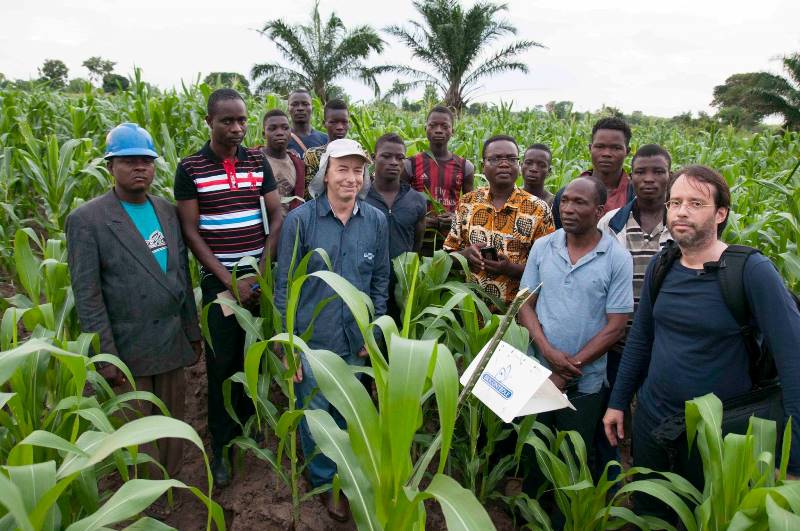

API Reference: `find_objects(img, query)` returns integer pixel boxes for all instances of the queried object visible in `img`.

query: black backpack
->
[649,241,800,389]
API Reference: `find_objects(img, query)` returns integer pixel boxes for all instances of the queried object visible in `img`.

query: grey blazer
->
[66,189,201,376]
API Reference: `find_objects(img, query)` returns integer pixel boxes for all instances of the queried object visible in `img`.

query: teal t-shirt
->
[120,200,168,272]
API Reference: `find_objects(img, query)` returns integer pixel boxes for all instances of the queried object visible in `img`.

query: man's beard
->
[670,219,717,250]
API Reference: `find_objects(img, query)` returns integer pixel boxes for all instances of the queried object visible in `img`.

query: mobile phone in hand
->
[480,246,498,261]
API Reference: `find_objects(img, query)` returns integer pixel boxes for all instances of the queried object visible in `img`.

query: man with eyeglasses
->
[603,165,800,520]
[444,135,554,306]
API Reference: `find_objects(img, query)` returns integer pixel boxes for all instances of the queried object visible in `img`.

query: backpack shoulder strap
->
[718,244,760,327]
[649,239,681,305]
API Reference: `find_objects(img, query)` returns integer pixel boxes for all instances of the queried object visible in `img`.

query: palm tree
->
[712,52,800,130]
[385,0,543,112]
[251,1,390,102]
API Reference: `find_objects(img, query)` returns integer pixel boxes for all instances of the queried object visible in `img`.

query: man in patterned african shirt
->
[444,135,554,306]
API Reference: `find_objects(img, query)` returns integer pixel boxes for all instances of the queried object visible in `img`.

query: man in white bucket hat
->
[275,138,389,522]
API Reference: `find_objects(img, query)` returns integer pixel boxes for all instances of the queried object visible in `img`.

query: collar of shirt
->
[367,181,411,205]
[316,193,362,218]
[551,228,613,265]
[200,141,249,163]
[477,186,525,210]
[629,202,670,241]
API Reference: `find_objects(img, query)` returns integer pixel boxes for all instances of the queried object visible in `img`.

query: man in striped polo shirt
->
[175,88,283,487]
[403,105,475,251]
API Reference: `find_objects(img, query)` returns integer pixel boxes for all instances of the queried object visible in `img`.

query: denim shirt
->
[275,194,390,356]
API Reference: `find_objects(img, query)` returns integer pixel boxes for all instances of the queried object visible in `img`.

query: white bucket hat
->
[308,138,372,199]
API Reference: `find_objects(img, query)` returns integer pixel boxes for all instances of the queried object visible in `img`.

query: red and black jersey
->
[409,152,467,213]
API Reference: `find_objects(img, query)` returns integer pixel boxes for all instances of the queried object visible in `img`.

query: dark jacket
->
[66,190,201,376]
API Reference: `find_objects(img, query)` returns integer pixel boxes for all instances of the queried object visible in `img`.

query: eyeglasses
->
[484,155,519,165]
[664,199,715,212]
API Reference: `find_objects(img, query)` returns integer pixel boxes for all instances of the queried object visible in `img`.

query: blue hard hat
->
[104,122,158,159]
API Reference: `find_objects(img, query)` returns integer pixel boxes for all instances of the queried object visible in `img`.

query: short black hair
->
[288,88,311,99]
[207,88,244,116]
[426,105,454,122]
[584,176,608,206]
[324,98,348,118]
[525,143,552,157]
[482,134,518,159]
[631,143,672,170]
[591,117,632,146]
[375,132,405,152]
[262,108,288,126]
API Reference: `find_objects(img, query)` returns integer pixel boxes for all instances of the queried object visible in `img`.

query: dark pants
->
[631,410,704,522]
[593,350,622,481]
[201,275,254,459]
[116,365,186,477]
[523,387,607,494]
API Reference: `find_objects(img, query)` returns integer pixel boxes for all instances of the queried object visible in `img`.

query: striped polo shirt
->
[174,142,277,273]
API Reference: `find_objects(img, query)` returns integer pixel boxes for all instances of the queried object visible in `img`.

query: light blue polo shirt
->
[520,229,633,393]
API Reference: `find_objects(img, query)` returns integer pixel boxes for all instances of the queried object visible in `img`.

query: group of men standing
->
[66,87,800,523]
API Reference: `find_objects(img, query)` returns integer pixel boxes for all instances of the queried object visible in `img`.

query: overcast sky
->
[2,0,798,117]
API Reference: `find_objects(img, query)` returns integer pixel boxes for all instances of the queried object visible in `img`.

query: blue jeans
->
[295,351,364,487]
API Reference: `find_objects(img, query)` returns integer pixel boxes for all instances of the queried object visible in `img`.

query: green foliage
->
[1,232,224,529]
[712,51,800,130]
[203,72,251,95]
[82,57,116,86]
[386,0,544,111]
[250,0,390,101]
[38,59,69,90]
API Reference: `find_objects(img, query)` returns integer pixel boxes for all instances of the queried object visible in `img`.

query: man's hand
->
[550,372,569,391]
[232,276,260,307]
[190,340,203,366]
[603,408,625,447]
[483,255,511,276]
[436,213,453,232]
[424,213,439,230]
[282,356,303,383]
[542,346,582,379]
[460,243,486,271]
[357,346,369,358]
[99,365,126,387]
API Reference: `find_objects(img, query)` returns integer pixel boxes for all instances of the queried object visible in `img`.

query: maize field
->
[1,74,799,530]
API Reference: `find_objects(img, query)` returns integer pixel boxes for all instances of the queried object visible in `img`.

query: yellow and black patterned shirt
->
[444,187,554,305]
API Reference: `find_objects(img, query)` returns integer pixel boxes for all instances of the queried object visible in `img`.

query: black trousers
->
[631,410,704,522]
[201,275,255,458]
[523,387,607,494]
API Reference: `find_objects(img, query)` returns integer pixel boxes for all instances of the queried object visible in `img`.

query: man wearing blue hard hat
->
[66,123,202,515]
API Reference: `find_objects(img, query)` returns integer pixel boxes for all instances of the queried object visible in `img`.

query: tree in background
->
[203,72,251,95]
[38,59,68,89]
[713,52,800,130]
[386,0,543,112]
[82,56,116,85]
[102,74,130,93]
[250,0,390,102]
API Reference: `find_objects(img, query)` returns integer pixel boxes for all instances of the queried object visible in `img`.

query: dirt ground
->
[164,359,517,530]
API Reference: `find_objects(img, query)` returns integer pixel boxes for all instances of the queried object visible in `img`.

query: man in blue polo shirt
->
[519,176,632,456]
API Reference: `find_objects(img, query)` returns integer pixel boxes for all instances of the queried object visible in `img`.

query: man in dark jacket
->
[66,122,202,480]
